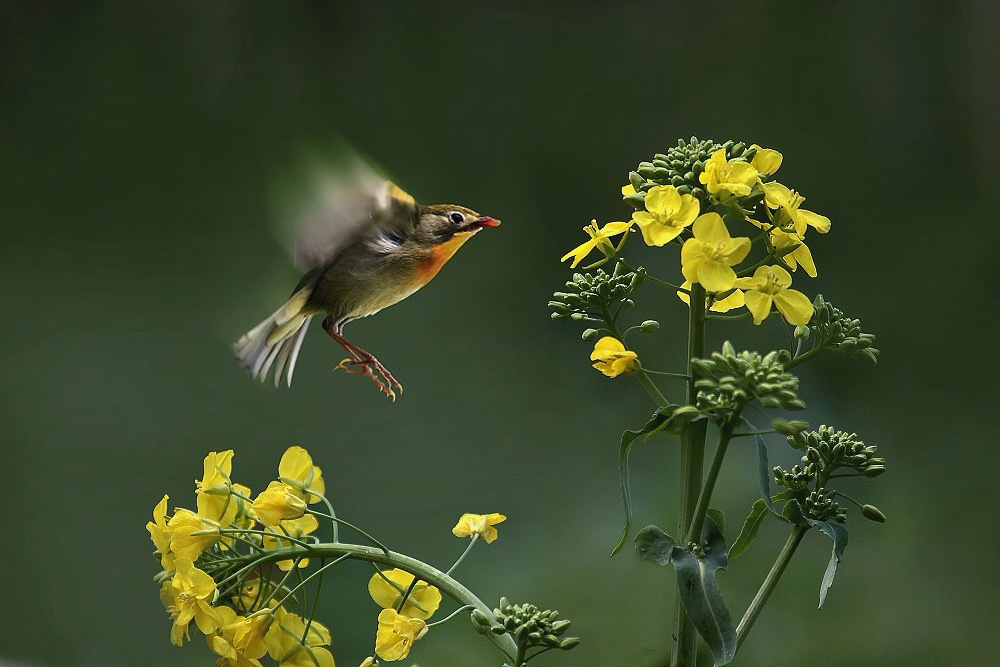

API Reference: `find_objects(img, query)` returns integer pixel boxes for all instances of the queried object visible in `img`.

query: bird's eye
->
[449,212,465,225]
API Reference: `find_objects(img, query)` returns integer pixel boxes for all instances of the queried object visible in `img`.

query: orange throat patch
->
[416,231,474,284]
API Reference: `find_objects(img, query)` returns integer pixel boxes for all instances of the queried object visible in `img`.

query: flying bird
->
[234,160,499,399]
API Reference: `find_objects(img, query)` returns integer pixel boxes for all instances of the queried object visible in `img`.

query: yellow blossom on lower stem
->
[229,611,274,660]
[368,569,442,620]
[147,494,174,571]
[277,446,326,504]
[161,557,220,646]
[735,265,814,325]
[196,450,235,521]
[375,609,427,662]
[762,182,830,236]
[680,213,752,292]
[167,509,221,561]
[590,337,639,377]
[262,514,319,571]
[253,481,308,527]
[208,607,263,667]
[560,220,632,268]
[265,609,335,667]
[769,228,817,277]
[452,513,506,543]
[676,282,746,313]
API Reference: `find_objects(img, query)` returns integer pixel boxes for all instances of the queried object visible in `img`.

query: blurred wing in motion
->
[272,150,421,270]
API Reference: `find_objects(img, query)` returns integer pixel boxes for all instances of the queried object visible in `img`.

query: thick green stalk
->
[250,542,518,660]
[735,525,808,647]
[686,416,737,541]
[671,283,708,667]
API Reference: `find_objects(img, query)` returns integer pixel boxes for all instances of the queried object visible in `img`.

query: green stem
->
[735,525,808,648]
[671,283,708,667]
[603,308,669,408]
[686,416,738,541]
[784,346,823,370]
[250,542,518,660]
[446,534,479,576]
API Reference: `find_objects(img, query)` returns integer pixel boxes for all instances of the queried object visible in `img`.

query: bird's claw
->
[335,357,403,401]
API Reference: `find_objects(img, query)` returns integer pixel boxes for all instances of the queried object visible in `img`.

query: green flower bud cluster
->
[471,598,580,656]
[773,462,817,492]
[803,488,847,523]
[692,341,804,418]
[549,268,639,322]
[795,295,879,364]
[625,137,756,209]
[789,425,886,478]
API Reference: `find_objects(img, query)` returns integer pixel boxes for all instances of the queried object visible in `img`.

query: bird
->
[233,160,499,399]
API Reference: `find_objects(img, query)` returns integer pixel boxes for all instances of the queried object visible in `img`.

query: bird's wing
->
[275,155,421,270]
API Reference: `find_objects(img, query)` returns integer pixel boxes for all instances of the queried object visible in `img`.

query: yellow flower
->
[630,185,700,246]
[147,494,174,571]
[228,611,273,661]
[253,481,308,527]
[590,337,639,378]
[762,182,830,236]
[750,145,782,177]
[676,282,745,313]
[278,446,325,504]
[622,184,636,196]
[680,213,752,292]
[735,265,814,325]
[196,450,235,521]
[262,515,319,571]
[560,220,632,268]
[208,607,263,667]
[699,149,758,198]
[161,557,219,646]
[451,513,506,544]
[368,569,442,620]
[167,509,221,561]
[769,228,817,277]
[265,609,335,667]
[375,609,427,662]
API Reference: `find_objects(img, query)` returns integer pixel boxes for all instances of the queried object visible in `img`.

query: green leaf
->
[729,499,768,559]
[707,508,726,535]
[634,525,676,566]
[807,519,848,608]
[671,516,737,665]
[753,426,778,514]
[612,412,670,556]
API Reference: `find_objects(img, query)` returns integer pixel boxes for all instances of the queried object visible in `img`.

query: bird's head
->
[416,205,500,245]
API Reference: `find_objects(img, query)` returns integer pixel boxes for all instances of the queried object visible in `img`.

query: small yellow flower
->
[769,228,817,277]
[147,494,174,571]
[631,185,700,247]
[167,509,221,561]
[208,607,263,667]
[196,450,235,521]
[676,281,746,313]
[228,611,273,661]
[252,481,308,527]
[451,513,506,544]
[161,557,219,646]
[278,446,326,504]
[735,265,814,325]
[622,184,636,196]
[375,609,427,662]
[560,220,632,268]
[680,213,752,292]
[265,609,335,667]
[762,182,830,236]
[590,337,639,378]
[699,149,758,199]
[750,145,782,177]
[262,514,319,571]
[368,569,442,620]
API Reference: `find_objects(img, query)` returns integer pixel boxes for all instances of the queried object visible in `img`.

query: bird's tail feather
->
[234,289,314,388]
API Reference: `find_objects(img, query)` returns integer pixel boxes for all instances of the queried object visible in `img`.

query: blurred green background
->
[2,2,997,665]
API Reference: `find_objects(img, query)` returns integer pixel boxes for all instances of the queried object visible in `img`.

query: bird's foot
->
[334,356,403,400]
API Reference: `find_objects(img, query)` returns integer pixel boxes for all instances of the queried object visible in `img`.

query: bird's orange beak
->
[474,216,501,229]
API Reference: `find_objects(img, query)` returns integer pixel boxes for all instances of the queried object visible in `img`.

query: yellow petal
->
[622,184,636,196]
[591,337,626,358]
[762,182,791,209]
[797,208,831,233]
[692,213,729,245]
[750,146,782,176]
[724,236,752,265]
[676,194,701,225]
[710,289,745,313]
[744,291,773,325]
[694,260,737,293]
[561,239,598,267]
[773,289,814,325]
[637,220,684,247]
[644,185,680,215]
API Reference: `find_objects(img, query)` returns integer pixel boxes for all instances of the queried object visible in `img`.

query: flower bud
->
[581,328,599,342]
[861,505,886,523]
[640,320,659,333]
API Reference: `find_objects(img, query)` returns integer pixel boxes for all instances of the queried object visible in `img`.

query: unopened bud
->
[581,328,599,342]
[861,505,886,523]
[640,320,659,333]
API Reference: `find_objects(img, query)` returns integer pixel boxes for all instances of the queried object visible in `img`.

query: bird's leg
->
[322,317,402,399]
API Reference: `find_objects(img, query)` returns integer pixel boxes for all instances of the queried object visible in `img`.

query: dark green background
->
[2,2,996,665]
